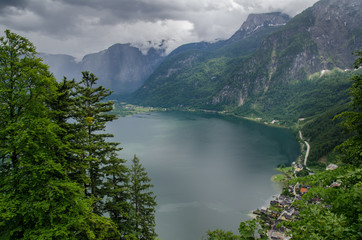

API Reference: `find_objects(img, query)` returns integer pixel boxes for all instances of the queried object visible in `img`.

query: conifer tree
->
[0,30,117,239]
[128,155,157,239]
[72,71,120,213]
[49,77,83,178]
[102,151,133,237]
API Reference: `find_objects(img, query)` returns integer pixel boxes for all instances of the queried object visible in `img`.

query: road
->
[299,130,311,169]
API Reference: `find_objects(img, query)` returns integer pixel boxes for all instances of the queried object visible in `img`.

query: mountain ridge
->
[40,43,166,96]
[128,12,292,107]
[129,0,361,113]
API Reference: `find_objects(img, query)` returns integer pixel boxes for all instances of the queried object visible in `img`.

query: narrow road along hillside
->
[299,130,310,169]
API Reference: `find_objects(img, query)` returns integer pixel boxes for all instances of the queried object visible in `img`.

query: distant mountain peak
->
[130,40,168,56]
[228,12,290,43]
[239,12,291,33]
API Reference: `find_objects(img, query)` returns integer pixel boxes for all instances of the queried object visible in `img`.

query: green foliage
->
[72,71,118,205]
[285,167,362,239]
[0,30,118,240]
[301,105,348,163]
[128,24,285,108]
[238,219,260,239]
[203,229,239,240]
[102,151,131,237]
[0,30,157,240]
[334,50,362,166]
[288,204,350,239]
[204,218,269,240]
[128,155,157,239]
[238,69,355,123]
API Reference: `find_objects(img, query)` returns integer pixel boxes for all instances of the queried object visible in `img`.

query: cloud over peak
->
[0,0,318,59]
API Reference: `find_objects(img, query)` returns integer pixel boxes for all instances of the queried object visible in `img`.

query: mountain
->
[129,0,361,116]
[227,12,291,43]
[40,43,165,96]
[218,0,361,106]
[128,12,291,107]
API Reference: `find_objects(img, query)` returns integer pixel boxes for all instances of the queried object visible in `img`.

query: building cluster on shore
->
[253,184,306,240]
[253,176,341,240]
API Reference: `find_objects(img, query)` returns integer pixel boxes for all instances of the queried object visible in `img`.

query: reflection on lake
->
[106,112,300,240]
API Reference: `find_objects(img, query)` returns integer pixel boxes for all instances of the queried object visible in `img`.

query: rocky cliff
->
[212,0,361,107]
[41,43,165,96]
[228,12,290,43]
[128,12,291,107]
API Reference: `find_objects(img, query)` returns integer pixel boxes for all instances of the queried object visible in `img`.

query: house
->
[295,164,304,172]
[299,185,310,194]
[270,230,291,240]
[300,187,308,194]
[331,181,342,187]
[326,163,338,170]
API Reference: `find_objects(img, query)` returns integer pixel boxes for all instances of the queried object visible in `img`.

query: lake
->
[106,111,300,240]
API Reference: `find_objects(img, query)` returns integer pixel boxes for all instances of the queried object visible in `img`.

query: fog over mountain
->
[0,0,318,60]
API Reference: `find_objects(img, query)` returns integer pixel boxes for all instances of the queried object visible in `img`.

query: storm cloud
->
[0,0,318,59]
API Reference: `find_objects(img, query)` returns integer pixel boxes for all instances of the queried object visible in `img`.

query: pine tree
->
[72,71,120,213]
[128,155,157,240]
[48,77,83,179]
[0,30,117,239]
[102,151,133,237]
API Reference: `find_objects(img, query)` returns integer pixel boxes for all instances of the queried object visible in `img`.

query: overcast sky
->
[0,0,318,60]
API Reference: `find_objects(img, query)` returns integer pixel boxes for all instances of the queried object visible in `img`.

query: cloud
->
[0,0,319,59]
[0,0,27,11]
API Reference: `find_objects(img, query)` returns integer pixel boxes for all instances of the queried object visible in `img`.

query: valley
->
[2,0,360,239]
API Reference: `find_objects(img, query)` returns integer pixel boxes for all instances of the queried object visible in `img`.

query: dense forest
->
[0,30,157,240]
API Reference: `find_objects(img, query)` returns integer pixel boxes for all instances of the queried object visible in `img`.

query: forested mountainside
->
[128,0,361,116]
[127,12,291,107]
[205,51,362,240]
[127,0,361,166]
[41,43,165,96]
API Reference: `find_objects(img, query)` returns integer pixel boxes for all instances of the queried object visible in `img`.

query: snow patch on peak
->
[239,12,290,33]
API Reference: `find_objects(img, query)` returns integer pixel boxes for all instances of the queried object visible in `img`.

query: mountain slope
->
[129,0,361,115]
[128,12,291,107]
[41,43,165,96]
[219,0,361,107]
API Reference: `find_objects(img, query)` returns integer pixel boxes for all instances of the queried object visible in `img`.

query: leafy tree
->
[335,50,362,166]
[128,155,157,239]
[203,229,239,240]
[285,166,361,239]
[0,30,117,239]
[286,202,350,240]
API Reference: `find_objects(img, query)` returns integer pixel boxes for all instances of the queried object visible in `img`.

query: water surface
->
[107,112,299,240]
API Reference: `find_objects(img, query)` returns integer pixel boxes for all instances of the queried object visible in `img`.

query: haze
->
[0,0,318,60]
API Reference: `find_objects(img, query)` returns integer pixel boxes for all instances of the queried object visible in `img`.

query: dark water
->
[106,112,300,240]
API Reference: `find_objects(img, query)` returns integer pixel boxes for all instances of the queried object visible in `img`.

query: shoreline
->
[114,103,290,129]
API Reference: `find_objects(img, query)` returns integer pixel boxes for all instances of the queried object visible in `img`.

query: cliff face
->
[128,12,291,107]
[309,0,361,68]
[80,44,165,95]
[41,44,165,96]
[228,12,290,42]
[212,0,362,106]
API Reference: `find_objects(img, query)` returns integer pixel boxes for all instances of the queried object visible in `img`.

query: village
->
[252,160,340,240]
[251,129,341,240]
